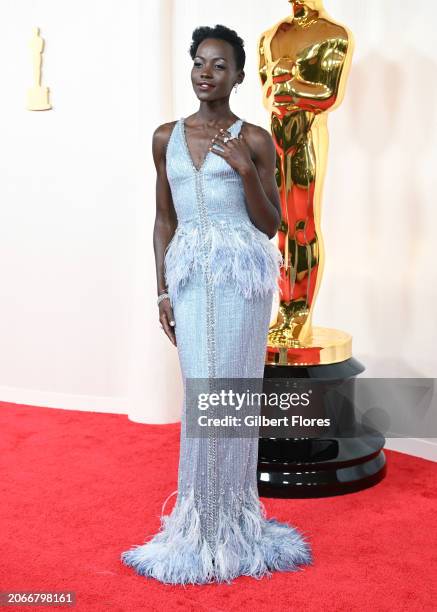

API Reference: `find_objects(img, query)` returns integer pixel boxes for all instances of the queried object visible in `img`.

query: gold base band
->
[265,326,352,366]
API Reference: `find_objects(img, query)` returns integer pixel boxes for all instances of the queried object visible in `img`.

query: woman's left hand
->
[209,129,255,176]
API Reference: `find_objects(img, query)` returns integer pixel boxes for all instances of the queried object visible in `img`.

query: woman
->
[121,24,312,584]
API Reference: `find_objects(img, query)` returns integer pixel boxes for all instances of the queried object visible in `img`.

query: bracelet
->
[157,292,170,306]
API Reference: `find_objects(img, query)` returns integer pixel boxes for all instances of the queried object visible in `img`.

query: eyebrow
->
[195,55,227,61]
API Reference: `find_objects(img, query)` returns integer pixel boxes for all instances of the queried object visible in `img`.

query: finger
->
[210,130,230,142]
[208,144,226,157]
[160,300,175,323]
[215,132,241,147]
[210,139,234,155]
[161,311,177,346]
[166,304,175,326]
[211,133,230,146]
[212,127,234,141]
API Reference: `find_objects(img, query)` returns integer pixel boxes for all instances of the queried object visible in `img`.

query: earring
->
[234,83,238,93]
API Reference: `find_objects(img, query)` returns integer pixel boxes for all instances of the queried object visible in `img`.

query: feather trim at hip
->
[164,219,284,304]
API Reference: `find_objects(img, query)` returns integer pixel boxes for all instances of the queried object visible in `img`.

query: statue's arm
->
[287,32,349,102]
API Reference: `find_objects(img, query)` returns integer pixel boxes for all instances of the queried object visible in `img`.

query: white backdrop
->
[0,1,436,457]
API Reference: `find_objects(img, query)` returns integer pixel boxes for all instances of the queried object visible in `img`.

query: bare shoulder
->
[152,120,178,165]
[240,121,275,159]
[153,120,178,143]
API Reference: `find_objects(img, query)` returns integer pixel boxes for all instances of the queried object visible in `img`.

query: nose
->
[200,65,213,79]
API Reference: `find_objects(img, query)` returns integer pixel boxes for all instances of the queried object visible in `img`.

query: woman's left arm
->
[210,125,281,239]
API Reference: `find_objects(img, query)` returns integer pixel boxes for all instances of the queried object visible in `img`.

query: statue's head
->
[188,25,246,102]
[288,0,322,10]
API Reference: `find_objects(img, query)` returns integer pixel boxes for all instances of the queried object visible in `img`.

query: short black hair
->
[189,24,245,71]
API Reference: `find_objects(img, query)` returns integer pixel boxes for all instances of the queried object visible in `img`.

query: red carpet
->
[0,401,436,612]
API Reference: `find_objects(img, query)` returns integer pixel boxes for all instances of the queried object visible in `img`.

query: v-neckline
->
[180,116,241,173]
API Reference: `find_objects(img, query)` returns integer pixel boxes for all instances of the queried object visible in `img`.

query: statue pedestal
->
[27,86,51,110]
[257,357,387,498]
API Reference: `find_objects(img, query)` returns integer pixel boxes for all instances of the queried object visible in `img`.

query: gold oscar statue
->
[26,27,52,111]
[259,0,354,366]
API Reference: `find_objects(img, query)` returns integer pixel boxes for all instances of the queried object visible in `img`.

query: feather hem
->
[120,487,312,586]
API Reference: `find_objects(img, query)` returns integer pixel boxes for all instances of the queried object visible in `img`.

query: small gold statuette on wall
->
[26,27,52,110]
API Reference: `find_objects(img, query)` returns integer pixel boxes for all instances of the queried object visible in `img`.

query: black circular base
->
[257,357,387,498]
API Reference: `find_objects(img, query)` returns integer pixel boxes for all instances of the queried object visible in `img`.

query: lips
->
[197,82,215,91]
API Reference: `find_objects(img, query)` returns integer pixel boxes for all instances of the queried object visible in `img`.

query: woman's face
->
[191,38,244,101]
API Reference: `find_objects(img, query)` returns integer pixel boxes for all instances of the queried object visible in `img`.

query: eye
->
[215,64,225,70]
[193,61,202,67]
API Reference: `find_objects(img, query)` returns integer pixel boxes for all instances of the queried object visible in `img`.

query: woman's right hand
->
[159,298,176,346]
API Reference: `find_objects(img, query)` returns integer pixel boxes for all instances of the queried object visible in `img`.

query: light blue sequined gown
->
[121,117,312,584]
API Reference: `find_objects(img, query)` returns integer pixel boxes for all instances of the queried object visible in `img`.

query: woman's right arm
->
[152,122,178,346]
